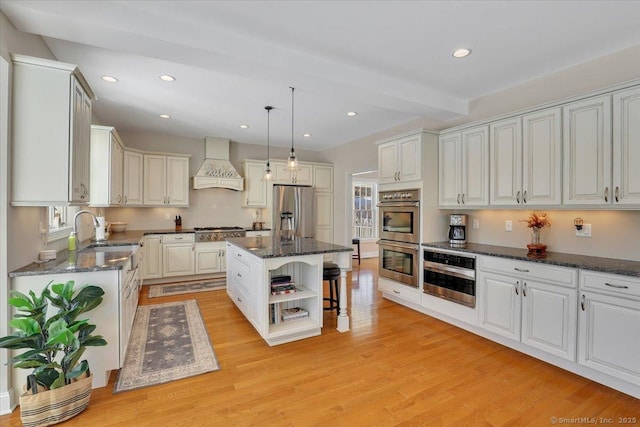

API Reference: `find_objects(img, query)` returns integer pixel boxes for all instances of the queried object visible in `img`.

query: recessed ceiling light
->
[346,111,357,117]
[159,74,176,82]
[239,124,249,129]
[159,114,171,119]
[303,133,311,138]
[452,48,472,58]
[101,75,118,82]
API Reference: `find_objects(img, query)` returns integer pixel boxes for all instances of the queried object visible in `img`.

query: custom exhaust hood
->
[192,137,244,191]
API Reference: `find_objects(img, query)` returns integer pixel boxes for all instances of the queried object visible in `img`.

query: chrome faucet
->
[72,210,100,235]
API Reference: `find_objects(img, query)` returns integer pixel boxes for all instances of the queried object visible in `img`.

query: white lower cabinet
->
[162,234,195,277]
[578,271,640,385]
[195,241,226,274]
[478,256,578,361]
[143,235,163,279]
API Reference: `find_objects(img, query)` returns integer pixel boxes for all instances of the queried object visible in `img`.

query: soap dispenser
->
[68,232,78,251]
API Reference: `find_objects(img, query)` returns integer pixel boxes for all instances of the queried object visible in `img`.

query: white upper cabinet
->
[612,86,640,206]
[242,160,268,207]
[90,125,124,207]
[378,134,422,184]
[563,95,612,205]
[11,54,95,206]
[123,149,143,206]
[272,161,312,185]
[143,154,190,206]
[439,126,489,207]
[490,108,562,206]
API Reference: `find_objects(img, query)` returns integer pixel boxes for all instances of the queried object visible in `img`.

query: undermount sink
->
[82,245,137,253]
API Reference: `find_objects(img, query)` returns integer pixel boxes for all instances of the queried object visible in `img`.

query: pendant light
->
[263,106,273,181]
[287,86,299,171]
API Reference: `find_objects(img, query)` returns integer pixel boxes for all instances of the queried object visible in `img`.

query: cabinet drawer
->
[231,258,250,294]
[480,256,576,287]
[580,270,640,299]
[230,246,250,266]
[162,233,194,243]
[378,278,420,304]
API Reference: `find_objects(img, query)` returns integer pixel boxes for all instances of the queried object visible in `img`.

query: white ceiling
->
[2,1,640,151]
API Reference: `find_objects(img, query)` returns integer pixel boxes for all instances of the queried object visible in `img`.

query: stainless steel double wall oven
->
[377,189,420,288]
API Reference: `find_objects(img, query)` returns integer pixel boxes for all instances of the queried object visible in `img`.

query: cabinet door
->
[195,243,224,274]
[478,272,521,341]
[70,78,91,203]
[461,125,489,206]
[123,150,143,205]
[522,107,562,205]
[294,164,313,185]
[243,161,268,207]
[490,118,522,206]
[167,156,189,206]
[563,95,612,205]
[398,135,421,182]
[578,291,640,384]
[521,279,577,361]
[612,86,640,206]
[143,154,167,205]
[162,242,195,277]
[143,235,163,279]
[438,133,461,206]
[378,141,398,184]
[313,165,333,192]
[109,137,124,205]
[272,161,291,183]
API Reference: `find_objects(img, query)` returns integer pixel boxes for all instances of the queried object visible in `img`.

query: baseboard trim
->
[0,388,17,415]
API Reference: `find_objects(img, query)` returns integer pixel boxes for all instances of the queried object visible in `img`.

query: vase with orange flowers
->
[520,212,551,257]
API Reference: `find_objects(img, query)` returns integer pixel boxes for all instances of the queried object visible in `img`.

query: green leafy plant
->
[0,280,107,390]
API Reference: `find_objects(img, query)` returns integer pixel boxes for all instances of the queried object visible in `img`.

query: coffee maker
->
[448,214,467,246]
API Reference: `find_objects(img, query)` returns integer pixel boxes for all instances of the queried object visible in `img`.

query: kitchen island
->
[225,236,353,346]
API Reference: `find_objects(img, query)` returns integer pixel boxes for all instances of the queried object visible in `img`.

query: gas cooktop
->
[194,226,246,241]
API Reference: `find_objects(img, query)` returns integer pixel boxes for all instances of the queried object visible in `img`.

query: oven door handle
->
[423,261,475,280]
[377,240,419,251]
[376,201,419,207]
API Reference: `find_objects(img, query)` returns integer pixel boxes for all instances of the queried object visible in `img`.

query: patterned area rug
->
[114,300,220,393]
[147,277,226,298]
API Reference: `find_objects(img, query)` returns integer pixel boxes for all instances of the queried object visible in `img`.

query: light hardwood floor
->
[2,258,638,426]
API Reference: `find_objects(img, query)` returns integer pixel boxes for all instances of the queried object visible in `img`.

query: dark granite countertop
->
[227,236,352,259]
[422,242,640,277]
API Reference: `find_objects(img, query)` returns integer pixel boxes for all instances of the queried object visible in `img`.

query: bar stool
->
[322,262,341,312]
[352,238,361,265]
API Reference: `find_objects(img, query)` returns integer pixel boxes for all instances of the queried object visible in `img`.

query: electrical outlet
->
[505,220,513,232]
[38,221,46,237]
[472,219,480,230]
[576,223,592,237]
[165,213,171,221]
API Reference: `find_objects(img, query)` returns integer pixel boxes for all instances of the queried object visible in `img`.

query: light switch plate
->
[576,224,592,237]
[505,220,512,232]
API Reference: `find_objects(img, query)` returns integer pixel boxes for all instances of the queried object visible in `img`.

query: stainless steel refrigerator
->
[273,184,316,239]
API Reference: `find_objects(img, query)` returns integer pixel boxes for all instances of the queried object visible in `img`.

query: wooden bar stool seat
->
[322,262,340,312]
[352,238,361,265]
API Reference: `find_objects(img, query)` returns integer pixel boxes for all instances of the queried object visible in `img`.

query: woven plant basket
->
[19,374,93,427]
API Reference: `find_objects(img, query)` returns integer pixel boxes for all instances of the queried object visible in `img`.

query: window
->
[48,205,79,241]
[352,180,377,239]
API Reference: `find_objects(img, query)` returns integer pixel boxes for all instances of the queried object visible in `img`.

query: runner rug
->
[147,277,226,298]
[114,300,220,393]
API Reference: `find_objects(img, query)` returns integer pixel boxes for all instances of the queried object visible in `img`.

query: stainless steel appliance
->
[194,226,246,241]
[377,189,420,288]
[273,184,316,239]
[448,214,467,246]
[378,240,420,287]
[377,189,420,244]
[423,248,476,307]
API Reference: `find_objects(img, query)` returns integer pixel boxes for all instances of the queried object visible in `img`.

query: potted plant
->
[0,280,107,427]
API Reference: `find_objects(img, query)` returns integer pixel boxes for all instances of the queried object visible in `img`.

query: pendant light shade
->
[287,86,299,171]
[263,106,273,181]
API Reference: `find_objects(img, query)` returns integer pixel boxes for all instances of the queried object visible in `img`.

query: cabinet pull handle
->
[523,190,528,204]
[604,282,629,289]
[515,281,519,295]
[615,186,619,203]
[124,195,128,204]
[461,194,465,204]
[581,294,585,311]
[237,273,242,277]
[237,297,242,302]
[604,186,609,203]
[514,268,529,273]
[393,290,400,294]
[457,194,461,204]
[516,191,520,204]
[174,237,183,240]
[523,282,527,297]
